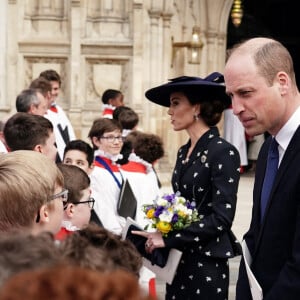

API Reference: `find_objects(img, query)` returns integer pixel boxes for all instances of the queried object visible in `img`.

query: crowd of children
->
[0,79,165,299]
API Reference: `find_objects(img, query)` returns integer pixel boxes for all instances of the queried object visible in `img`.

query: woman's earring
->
[194,114,199,121]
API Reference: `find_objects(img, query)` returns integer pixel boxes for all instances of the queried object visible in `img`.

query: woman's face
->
[93,129,123,156]
[167,92,199,131]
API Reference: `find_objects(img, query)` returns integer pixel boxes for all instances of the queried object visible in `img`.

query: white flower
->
[159,211,174,223]
[156,198,169,207]
[142,192,199,236]
[186,208,193,216]
[176,196,186,204]
[176,203,189,214]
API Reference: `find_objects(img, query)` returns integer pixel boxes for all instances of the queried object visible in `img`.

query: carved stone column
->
[6,0,19,114]
[0,1,8,114]
[131,0,143,114]
[69,0,82,138]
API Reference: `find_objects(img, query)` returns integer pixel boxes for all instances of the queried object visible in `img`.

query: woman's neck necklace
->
[183,126,209,164]
[183,145,194,164]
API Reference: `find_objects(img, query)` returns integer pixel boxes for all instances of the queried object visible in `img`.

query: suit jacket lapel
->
[253,126,300,257]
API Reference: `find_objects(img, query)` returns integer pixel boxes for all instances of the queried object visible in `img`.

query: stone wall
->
[0,0,233,182]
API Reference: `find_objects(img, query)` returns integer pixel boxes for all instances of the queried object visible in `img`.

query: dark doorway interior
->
[227,0,300,87]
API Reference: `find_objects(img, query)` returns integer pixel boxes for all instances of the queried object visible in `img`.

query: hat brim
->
[145,81,231,108]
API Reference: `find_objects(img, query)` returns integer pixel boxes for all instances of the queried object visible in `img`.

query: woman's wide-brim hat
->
[145,72,231,108]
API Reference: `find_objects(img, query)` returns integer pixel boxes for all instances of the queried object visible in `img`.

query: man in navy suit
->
[224,37,300,299]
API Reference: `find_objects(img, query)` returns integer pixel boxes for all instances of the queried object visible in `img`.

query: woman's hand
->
[131,230,165,253]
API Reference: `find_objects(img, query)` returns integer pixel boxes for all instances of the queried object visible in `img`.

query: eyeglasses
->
[36,188,69,223]
[100,135,125,143]
[73,197,95,209]
[50,188,69,206]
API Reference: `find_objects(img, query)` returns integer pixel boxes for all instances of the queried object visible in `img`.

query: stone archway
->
[227,0,300,86]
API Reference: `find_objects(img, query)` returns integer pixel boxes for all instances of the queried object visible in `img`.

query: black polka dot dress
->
[164,127,242,300]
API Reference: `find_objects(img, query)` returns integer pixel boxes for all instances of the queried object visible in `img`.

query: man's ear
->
[28,103,36,114]
[65,203,75,218]
[33,144,43,154]
[38,204,50,224]
[277,71,289,96]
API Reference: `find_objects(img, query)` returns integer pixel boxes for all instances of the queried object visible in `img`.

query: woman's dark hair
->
[181,89,225,126]
[198,100,224,126]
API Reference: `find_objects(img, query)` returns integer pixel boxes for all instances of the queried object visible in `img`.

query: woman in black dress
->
[134,73,241,300]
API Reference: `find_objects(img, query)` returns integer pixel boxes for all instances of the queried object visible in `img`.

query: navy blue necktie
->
[260,138,279,221]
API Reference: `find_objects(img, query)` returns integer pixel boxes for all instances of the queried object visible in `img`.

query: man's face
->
[30,92,48,116]
[50,81,60,101]
[45,90,53,108]
[224,53,286,137]
[39,131,58,161]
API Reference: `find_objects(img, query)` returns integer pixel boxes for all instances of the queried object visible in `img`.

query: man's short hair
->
[63,140,94,166]
[101,89,122,104]
[29,77,52,97]
[113,106,139,130]
[0,150,64,232]
[15,89,41,113]
[4,112,53,151]
[0,266,151,300]
[0,232,60,287]
[62,223,142,277]
[57,164,90,204]
[39,69,61,86]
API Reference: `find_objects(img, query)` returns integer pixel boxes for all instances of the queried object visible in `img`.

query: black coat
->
[164,127,241,299]
[236,126,300,300]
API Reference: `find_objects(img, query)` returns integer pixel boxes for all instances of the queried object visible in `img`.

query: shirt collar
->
[276,105,300,162]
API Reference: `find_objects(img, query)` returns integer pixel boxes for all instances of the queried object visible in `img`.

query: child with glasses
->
[62,139,103,227]
[88,118,125,235]
[55,164,94,241]
[0,150,64,235]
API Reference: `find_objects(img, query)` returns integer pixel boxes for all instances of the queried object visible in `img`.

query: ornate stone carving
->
[85,58,130,108]
[23,0,68,39]
[2,0,231,178]
[85,0,130,40]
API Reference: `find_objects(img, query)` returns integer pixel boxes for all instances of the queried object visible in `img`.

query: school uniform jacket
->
[236,126,300,299]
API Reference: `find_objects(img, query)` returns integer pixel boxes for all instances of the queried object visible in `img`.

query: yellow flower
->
[146,208,155,219]
[178,210,186,217]
[157,221,172,234]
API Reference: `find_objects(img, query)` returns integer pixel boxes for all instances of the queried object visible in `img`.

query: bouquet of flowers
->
[142,192,199,236]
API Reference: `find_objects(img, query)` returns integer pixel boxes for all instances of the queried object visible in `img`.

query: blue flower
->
[142,193,199,236]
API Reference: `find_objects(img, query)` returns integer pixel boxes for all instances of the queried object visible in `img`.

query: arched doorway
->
[227,0,300,87]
